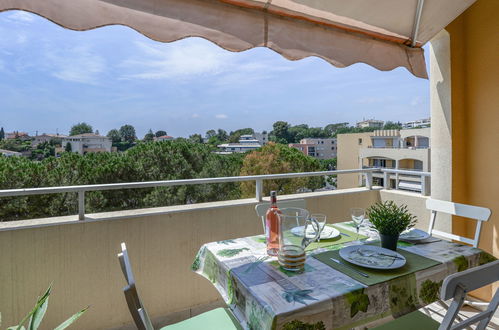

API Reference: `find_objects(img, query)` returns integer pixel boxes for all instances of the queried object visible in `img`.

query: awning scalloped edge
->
[0,0,428,79]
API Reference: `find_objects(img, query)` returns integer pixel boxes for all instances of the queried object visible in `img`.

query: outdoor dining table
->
[192,221,496,329]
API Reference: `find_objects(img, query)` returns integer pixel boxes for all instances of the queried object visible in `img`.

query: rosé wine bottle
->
[266,191,281,256]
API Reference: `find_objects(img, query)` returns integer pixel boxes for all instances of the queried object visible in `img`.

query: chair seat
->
[371,310,440,330]
[162,308,242,330]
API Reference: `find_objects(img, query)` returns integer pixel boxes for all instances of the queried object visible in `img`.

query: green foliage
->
[345,288,370,317]
[240,143,324,197]
[228,128,254,143]
[216,248,249,258]
[419,280,442,304]
[69,122,93,136]
[64,142,72,153]
[367,201,417,236]
[282,289,318,305]
[383,121,402,130]
[155,130,167,138]
[0,139,32,152]
[453,255,469,272]
[282,320,326,330]
[119,125,136,143]
[6,285,87,330]
[0,127,4,140]
[0,141,243,221]
[143,129,154,142]
[106,129,121,144]
[188,133,203,144]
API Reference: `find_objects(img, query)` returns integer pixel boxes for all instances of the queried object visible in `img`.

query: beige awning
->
[0,0,477,78]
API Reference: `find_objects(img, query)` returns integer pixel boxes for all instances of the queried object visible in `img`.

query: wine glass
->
[350,208,365,243]
[310,214,327,242]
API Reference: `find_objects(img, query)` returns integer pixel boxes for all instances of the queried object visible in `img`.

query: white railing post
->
[383,171,390,190]
[255,179,263,202]
[365,172,373,190]
[78,190,85,220]
[421,175,430,196]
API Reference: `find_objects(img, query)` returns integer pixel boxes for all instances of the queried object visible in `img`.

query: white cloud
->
[191,113,200,118]
[121,39,292,85]
[44,46,106,84]
[215,114,228,119]
[5,11,35,23]
[121,40,232,80]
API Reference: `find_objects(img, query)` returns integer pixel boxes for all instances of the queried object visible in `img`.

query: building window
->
[358,138,362,145]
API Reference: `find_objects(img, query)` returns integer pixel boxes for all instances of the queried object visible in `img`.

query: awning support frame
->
[411,0,425,47]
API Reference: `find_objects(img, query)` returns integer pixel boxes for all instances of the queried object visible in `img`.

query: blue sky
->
[0,10,430,138]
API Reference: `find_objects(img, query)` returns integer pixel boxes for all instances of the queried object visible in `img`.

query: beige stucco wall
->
[0,188,389,330]
[446,0,499,300]
[337,132,373,188]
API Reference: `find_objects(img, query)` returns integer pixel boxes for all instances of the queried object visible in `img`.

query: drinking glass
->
[310,214,327,242]
[350,208,365,243]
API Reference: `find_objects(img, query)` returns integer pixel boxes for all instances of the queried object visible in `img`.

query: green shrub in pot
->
[367,201,417,250]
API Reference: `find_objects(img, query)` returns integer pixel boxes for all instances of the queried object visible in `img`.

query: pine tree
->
[0,127,4,141]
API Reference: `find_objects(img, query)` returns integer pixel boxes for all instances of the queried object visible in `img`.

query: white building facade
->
[61,133,112,155]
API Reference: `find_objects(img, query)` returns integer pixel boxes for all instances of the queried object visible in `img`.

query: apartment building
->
[253,132,269,145]
[217,134,262,154]
[0,149,22,157]
[31,133,66,147]
[154,135,174,142]
[403,118,431,129]
[289,138,337,160]
[356,119,384,129]
[337,128,430,192]
[60,133,112,155]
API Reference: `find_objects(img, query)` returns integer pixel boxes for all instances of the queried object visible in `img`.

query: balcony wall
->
[0,188,428,330]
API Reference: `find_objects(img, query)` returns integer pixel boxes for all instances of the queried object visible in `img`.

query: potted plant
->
[367,201,417,251]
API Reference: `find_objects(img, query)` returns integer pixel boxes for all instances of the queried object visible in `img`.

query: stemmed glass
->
[350,208,365,243]
[310,214,327,242]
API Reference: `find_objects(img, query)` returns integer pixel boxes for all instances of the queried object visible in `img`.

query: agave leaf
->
[28,288,50,330]
[15,286,51,330]
[53,306,89,330]
[7,327,26,330]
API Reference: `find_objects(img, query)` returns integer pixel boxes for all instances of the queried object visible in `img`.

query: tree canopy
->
[69,122,93,136]
[155,130,167,137]
[106,129,121,144]
[119,125,137,143]
[240,142,324,197]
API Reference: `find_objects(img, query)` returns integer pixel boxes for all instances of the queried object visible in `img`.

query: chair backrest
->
[118,243,154,330]
[255,199,307,233]
[426,199,491,248]
[439,260,499,330]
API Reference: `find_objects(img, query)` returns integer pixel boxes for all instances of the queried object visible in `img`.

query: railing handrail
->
[0,168,375,197]
[0,168,430,220]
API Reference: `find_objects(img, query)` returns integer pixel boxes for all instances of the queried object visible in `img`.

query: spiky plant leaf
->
[53,307,88,330]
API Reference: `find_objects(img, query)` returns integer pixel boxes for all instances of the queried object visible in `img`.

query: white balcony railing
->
[0,168,430,221]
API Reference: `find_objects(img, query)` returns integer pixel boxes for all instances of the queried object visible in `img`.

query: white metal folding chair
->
[425,199,492,312]
[255,199,306,233]
[426,198,491,248]
[372,260,499,330]
[117,243,242,330]
[118,243,154,330]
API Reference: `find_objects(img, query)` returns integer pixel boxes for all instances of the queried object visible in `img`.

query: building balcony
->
[0,169,435,329]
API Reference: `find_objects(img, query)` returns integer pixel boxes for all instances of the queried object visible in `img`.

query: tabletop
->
[192,221,496,330]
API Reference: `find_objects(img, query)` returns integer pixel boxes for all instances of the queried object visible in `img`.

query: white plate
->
[339,245,406,270]
[291,225,340,240]
[399,229,431,242]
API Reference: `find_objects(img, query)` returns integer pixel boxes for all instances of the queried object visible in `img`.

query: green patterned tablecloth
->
[192,221,496,330]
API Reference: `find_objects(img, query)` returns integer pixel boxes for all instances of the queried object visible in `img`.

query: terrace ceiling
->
[0,0,476,79]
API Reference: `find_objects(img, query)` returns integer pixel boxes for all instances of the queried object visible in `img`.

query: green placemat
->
[305,225,367,251]
[312,244,441,286]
